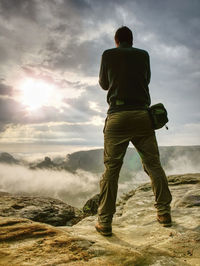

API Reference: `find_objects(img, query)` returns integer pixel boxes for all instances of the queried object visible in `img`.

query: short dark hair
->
[114,26,133,45]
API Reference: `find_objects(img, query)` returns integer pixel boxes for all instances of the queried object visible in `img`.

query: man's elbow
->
[99,80,108,90]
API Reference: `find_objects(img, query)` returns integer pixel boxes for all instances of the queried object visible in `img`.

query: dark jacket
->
[99,42,151,114]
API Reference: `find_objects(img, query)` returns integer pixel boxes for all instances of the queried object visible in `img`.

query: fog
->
[0,163,148,208]
[0,152,200,208]
[166,156,200,175]
[0,164,99,207]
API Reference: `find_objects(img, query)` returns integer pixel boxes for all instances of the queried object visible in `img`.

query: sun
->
[19,78,55,110]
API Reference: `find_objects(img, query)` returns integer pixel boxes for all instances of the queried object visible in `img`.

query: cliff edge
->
[0,173,200,265]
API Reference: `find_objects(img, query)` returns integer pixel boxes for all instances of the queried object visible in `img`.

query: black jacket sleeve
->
[99,53,109,90]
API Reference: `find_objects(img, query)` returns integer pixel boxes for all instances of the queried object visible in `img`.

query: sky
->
[0,0,200,152]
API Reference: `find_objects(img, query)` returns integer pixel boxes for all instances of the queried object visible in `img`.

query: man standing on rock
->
[95,26,172,236]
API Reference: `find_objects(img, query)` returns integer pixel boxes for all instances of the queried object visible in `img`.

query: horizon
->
[0,0,200,147]
[1,143,200,161]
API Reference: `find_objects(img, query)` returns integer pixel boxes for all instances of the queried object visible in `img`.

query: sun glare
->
[19,78,55,110]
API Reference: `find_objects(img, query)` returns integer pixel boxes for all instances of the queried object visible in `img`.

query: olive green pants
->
[98,110,172,227]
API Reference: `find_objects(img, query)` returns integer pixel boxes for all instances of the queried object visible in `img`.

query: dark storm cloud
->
[1,0,200,74]
[39,2,114,75]
[63,84,107,120]
[0,0,37,21]
[37,0,200,79]
[0,0,116,76]
[0,97,26,125]
[129,0,200,50]
[0,82,13,96]
[46,38,103,76]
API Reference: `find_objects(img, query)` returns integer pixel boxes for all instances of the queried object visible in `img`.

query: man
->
[95,26,172,236]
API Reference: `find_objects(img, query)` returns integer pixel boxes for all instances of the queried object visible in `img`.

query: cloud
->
[124,0,200,50]
[0,97,27,125]
[1,146,200,208]
[0,163,99,207]
[0,0,37,21]
[0,81,13,96]
[156,123,200,146]
[0,120,104,146]
[0,162,143,208]
[0,0,199,145]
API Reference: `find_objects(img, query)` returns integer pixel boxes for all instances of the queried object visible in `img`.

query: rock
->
[174,188,200,208]
[69,173,200,265]
[83,194,100,215]
[167,173,200,185]
[182,195,200,207]
[0,193,80,226]
[135,182,152,192]
[0,152,19,164]
[58,146,200,176]
[31,156,57,169]
[1,173,200,265]
[0,217,95,265]
[133,173,200,194]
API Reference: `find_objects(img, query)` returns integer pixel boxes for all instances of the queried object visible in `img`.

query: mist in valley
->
[1,146,200,208]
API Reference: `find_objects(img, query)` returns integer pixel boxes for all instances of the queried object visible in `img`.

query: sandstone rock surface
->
[0,193,80,226]
[68,173,200,265]
[0,174,200,265]
[0,217,95,266]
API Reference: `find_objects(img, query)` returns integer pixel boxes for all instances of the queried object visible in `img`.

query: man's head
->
[114,26,133,47]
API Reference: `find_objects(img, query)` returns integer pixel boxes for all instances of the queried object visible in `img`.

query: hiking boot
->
[157,213,172,227]
[95,223,112,236]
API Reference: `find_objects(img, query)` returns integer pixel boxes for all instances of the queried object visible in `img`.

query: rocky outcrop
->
[0,217,95,266]
[0,192,81,226]
[29,156,76,173]
[0,152,19,164]
[83,194,100,215]
[0,173,200,265]
[60,146,200,176]
[30,156,58,170]
[2,146,200,176]
[69,173,200,265]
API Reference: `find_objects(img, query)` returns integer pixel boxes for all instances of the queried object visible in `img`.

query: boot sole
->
[157,218,172,227]
[95,225,112,236]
